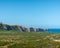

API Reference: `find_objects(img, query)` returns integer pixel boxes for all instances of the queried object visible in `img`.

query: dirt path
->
[53,40,60,42]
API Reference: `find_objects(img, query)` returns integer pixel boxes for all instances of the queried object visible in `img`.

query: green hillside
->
[0,31,60,48]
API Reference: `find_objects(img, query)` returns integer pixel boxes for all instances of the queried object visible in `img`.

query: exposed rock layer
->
[0,23,47,32]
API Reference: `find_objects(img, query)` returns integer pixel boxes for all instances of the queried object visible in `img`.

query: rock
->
[30,27,36,32]
[0,22,47,32]
[36,28,44,32]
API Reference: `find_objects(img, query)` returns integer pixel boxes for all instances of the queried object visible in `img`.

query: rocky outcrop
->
[0,23,47,32]
[30,27,36,32]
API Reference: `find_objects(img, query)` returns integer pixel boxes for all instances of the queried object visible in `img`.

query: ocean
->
[48,29,60,33]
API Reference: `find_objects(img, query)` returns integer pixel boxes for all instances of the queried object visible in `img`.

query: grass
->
[0,31,60,48]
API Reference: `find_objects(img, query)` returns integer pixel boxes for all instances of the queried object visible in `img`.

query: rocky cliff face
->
[0,23,47,32]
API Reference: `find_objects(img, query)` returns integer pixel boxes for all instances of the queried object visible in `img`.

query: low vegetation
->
[0,30,60,48]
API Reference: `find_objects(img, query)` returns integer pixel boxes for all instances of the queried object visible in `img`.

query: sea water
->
[48,29,60,33]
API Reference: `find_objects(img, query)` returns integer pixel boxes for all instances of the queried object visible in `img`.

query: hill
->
[0,23,47,32]
[0,31,60,48]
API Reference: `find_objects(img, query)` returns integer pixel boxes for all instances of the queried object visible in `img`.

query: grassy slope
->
[0,31,60,48]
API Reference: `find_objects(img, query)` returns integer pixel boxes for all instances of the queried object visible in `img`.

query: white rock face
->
[0,23,47,32]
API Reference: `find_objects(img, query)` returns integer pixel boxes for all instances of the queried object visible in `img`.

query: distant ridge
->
[0,22,47,32]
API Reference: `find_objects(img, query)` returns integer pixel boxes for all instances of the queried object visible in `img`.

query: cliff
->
[0,23,47,32]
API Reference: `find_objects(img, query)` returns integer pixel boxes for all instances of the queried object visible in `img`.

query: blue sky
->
[0,0,60,28]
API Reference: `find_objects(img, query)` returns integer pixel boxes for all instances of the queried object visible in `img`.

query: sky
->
[0,0,60,28]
